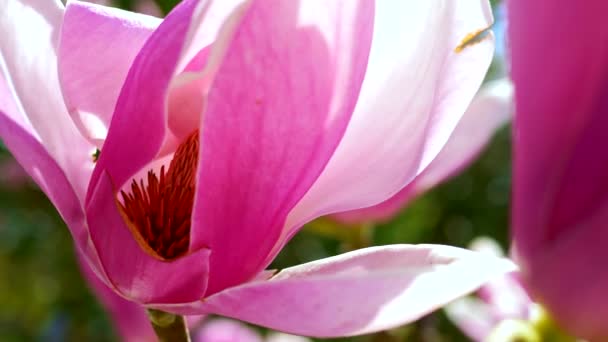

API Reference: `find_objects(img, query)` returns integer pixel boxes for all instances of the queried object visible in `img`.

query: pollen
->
[454,26,492,53]
[118,130,199,260]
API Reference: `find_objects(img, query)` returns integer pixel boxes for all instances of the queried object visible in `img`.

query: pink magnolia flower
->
[0,0,515,337]
[445,238,535,342]
[509,1,608,340]
[334,78,513,224]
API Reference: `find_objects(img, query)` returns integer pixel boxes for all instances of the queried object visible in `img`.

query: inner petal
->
[118,130,199,260]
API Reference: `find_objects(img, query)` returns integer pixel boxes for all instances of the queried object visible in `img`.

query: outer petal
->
[282,0,495,246]
[0,67,112,306]
[335,78,513,223]
[509,1,608,339]
[191,0,374,295]
[0,0,94,202]
[197,245,516,337]
[59,1,161,147]
[0,75,88,249]
[76,252,156,342]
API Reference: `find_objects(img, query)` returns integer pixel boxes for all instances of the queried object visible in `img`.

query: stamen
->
[118,131,199,260]
[454,26,492,53]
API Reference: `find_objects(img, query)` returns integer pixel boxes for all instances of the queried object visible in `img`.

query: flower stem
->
[147,309,191,342]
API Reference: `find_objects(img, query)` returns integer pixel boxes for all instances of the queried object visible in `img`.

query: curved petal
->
[88,0,249,194]
[334,78,513,223]
[76,252,156,342]
[281,1,494,251]
[59,1,161,147]
[0,0,94,202]
[0,79,88,250]
[199,245,516,337]
[521,201,608,341]
[510,0,608,261]
[86,171,211,304]
[88,0,200,194]
[509,1,608,340]
[191,0,374,295]
[444,297,496,342]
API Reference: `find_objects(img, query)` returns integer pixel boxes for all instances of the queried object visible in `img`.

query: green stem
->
[147,309,191,342]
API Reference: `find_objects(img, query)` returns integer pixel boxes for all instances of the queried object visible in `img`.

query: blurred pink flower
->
[509,1,608,340]
[0,0,515,336]
[445,238,534,342]
[334,78,513,224]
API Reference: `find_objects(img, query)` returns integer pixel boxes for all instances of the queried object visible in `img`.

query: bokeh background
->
[0,0,508,341]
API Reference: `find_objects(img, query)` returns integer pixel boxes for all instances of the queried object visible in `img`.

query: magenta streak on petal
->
[87,0,201,200]
[191,0,374,296]
[86,171,210,305]
[59,1,161,147]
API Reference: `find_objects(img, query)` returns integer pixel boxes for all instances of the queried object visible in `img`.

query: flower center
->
[118,130,199,260]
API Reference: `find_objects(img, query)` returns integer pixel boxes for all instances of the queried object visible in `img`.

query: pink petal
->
[88,0,201,193]
[86,171,211,305]
[195,319,262,342]
[0,0,95,202]
[76,252,156,342]
[279,1,495,259]
[200,245,516,337]
[510,1,608,260]
[444,297,496,342]
[59,1,161,147]
[509,1,608,339]
[89,0,247,193]
[520,203,608,341]
[335,78,513,223]
[471,238,531,321]
[191,0,374,295]
[0,87,89,252]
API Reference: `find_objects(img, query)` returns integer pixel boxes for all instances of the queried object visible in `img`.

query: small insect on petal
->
[92,148,101,163]
[455,26,492,53]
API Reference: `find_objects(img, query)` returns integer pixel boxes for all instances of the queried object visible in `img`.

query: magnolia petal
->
[199,245,516,337]
[444,297,496,342]
[334,78,513,223]
[522,201,608,341]
[281,1,494,254]
[86,172,211,304]
[510,1,608,339]
[0,0,94,202]
[59,1,161,147]
[510,0,608,260]
[191,0,374,295]
[0,83,88,250]
[88,0,202,194]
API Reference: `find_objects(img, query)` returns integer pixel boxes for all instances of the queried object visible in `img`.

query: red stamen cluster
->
[119,131,199,260]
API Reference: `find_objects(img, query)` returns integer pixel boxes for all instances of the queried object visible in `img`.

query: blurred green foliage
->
[0,0,508,341]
